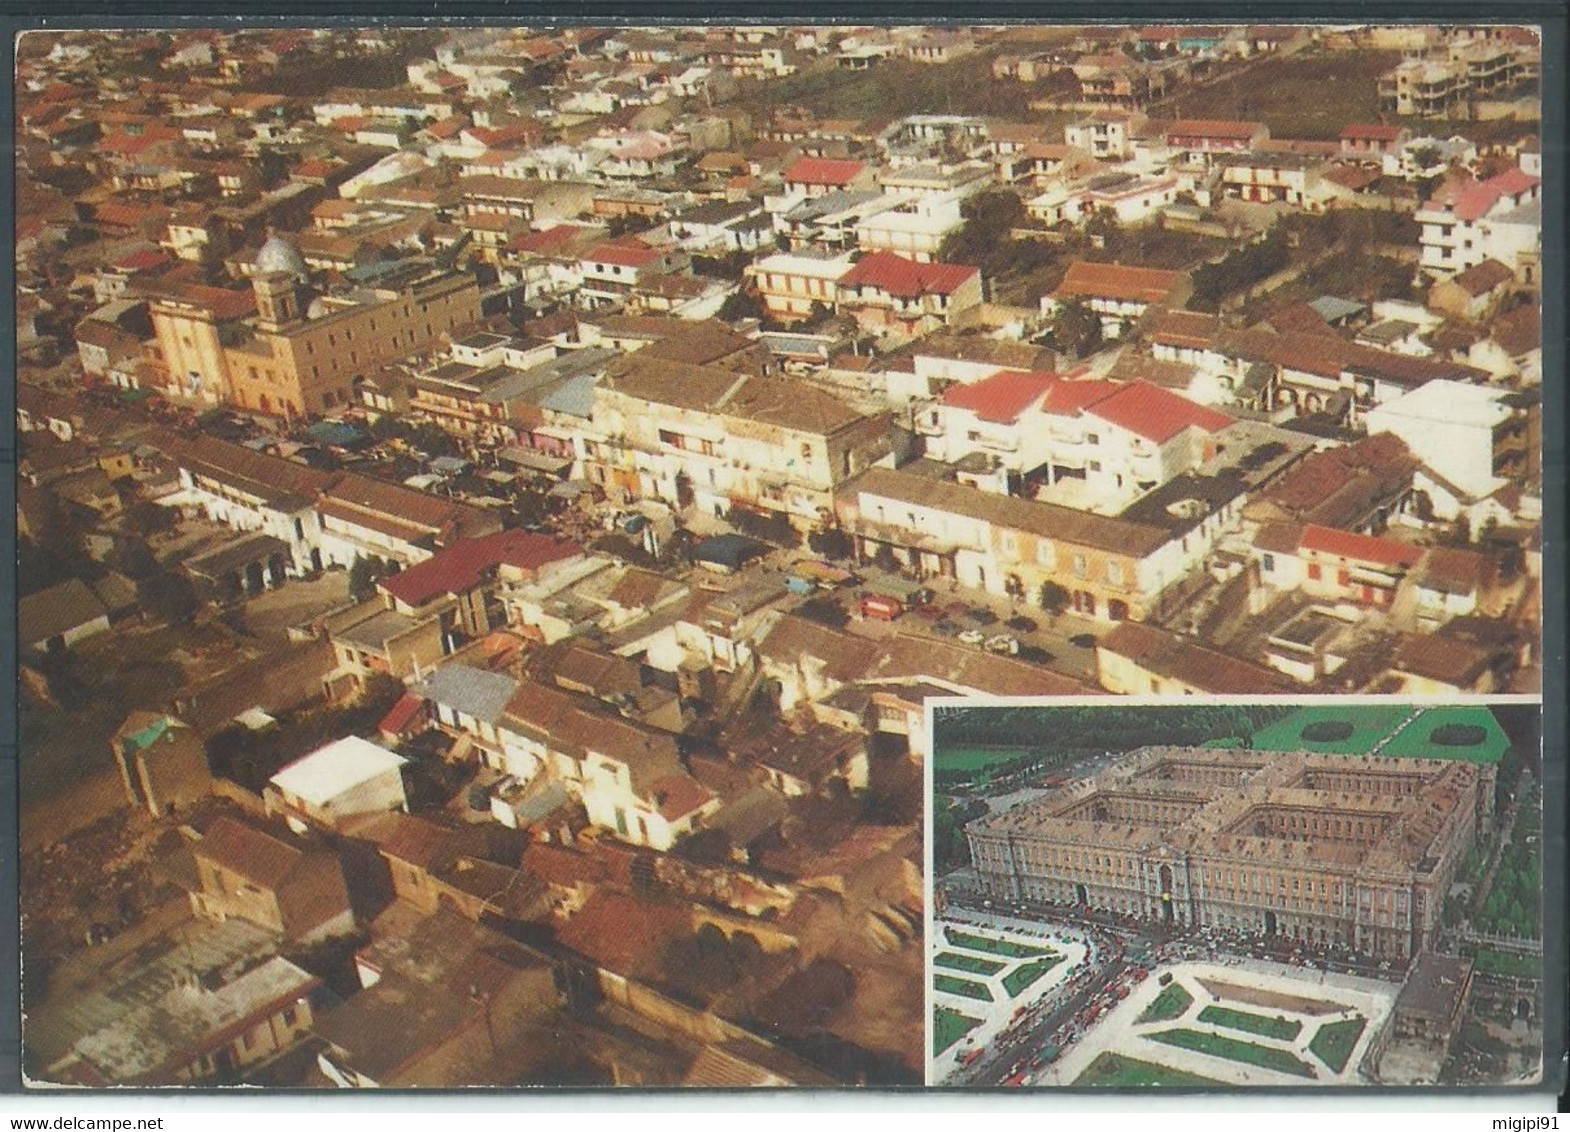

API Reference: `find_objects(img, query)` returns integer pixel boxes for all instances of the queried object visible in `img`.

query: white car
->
[958,629,986,645]
[985,634,1019,655]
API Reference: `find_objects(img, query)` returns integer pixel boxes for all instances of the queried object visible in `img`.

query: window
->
[1087,433,1100,445]
[1262,553,1275,572]
[1105,560,1124,585]
[1072,554,1088,579]
[1307,562,1321,581]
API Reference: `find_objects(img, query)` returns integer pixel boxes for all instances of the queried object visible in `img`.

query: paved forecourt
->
[931,913,1090,1082]
[1047,957,1399,1087]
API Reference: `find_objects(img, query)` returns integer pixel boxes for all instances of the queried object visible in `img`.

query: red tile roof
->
[378,692,427,739]
[650,773,715,821]
[1299,524,1422,569]
[1040,377,1120,416]
[585,242,662,268]
[839,251,979,298]
[940,370,1055,424]
[114,248,171,273]
[1429,168,1540,222]
[782,156,866,186]
[1053,260,1187,305]
[380,530,581,608]
[1086,380,1232,443]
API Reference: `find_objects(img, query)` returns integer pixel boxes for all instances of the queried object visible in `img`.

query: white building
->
[1366,379,1533,501]
[1416,168,1541,278]
[267,737,409,834]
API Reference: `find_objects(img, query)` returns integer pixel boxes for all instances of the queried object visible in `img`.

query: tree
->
[1038,581,1070,616]
[1051,298,1102,360]
[718,287,763,323]
[808,527,854,561]
[347,555,385,603]
[124,499,177,539]
[138,571,199,626]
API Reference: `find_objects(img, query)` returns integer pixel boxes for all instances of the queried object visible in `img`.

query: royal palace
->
[967,747,1495,960]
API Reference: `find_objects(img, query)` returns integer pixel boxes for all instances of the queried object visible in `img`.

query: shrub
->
[1301,720,1354,743]
[1431,724,1487,747]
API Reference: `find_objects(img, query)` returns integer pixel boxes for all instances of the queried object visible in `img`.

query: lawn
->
[935,951,1007,977]
[1308,1017,1368,1073]
[1249,705,1410,756]
[1137,983,1194,1024]
[935,973,994,1002]
[1162,50,1402,141]
[1379,706,1511,764]
[1002,954,1066,998]
[1147,1028,1317,1078]
[934,1006,984,1057]
[945,928,1055,959]
[1074,1052,1225,1088]
[1198,1005,1302,1042]
[1472,949,1540,980]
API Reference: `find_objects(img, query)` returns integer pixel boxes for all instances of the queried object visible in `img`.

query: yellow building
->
[149,236,482,419]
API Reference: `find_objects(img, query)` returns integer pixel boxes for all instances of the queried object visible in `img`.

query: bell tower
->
[252,270,302,329]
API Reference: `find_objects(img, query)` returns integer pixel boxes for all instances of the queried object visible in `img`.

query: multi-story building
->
[1064,111,1145,160]
[918,372,1232,507]
[1164,118,1268,157]
[852,195,965,262]
[148,238,482,418]
[1415,168,1541,279]
[1043,260,1191,340]
[745,250,854,323]
[583,354,895,529]
[1366,378,1538,500]
[1252,522,1424,610]
[835,464,1236,621]
[834,251,983,341]
[493,678,717,850]
[1026,171,1180,229]
[1378,41,1530,117]
[967,745,1485,959]
[1217,153,1321,205]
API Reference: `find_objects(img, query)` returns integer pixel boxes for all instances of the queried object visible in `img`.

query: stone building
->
[967,746,1486,960]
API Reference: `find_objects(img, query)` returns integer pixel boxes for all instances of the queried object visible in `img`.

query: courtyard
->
[930,915,1090,1080]
[1050,958,1397,1087]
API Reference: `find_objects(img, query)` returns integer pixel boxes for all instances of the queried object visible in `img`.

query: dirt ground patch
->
[1197,976,1349,1016]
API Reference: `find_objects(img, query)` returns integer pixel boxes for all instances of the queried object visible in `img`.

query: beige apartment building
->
[148,238,481,418]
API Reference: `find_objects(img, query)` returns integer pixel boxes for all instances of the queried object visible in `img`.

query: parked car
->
[1006,615,1039,633]
[984,634,1019,655]
[1069,633,1097,648]
[965,607,999,626]
[1017,645,1054,665]
[958,628,986,645]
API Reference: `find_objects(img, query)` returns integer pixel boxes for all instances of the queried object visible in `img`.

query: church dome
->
[255,234,309,281]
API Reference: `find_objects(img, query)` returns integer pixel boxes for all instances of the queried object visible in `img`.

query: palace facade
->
[966,746,1493,960]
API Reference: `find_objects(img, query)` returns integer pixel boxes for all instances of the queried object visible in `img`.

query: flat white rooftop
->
[270,735,408,806]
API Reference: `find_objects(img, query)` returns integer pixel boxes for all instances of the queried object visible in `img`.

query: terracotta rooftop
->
[1053,260,1187,305]
[839,251,979,298]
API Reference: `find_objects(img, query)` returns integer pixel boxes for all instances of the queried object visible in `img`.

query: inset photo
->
[928,700,1543,1088]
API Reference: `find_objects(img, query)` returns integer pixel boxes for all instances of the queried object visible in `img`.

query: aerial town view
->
[930,702,1544,1087]
[10,21,1544,1090]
